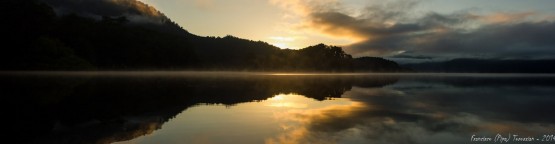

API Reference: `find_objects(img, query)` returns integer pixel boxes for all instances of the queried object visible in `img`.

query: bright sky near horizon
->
[138,0,555,61]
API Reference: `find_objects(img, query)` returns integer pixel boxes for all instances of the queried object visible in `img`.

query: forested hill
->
[0,0,405,72]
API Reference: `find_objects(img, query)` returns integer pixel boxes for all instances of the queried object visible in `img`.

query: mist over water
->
[4,72,555,144]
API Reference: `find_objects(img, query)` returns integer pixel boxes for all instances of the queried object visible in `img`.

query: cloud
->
[269,0,341,17]
[388,51,433,59]
[39,0,167,24]
[479,12,538,24]
[272,0,555,60]
[269,0,366,43]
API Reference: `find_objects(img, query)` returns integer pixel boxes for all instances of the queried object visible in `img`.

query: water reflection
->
[112,94,358,144]
[3,72,555,144]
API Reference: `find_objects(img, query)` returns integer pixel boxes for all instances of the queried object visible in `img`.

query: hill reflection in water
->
[3,72,555,144]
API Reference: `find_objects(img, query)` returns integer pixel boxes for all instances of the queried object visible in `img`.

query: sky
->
[137,0,555,62]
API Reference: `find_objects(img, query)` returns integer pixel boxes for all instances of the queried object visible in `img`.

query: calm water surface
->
[4,72,555,144]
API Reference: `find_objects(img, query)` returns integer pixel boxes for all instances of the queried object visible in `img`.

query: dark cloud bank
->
[304,0,555,62]
[39,0,168,24]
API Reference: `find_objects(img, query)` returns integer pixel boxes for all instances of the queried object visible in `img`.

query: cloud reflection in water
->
[5,73,555,144]
[264,78,555,144]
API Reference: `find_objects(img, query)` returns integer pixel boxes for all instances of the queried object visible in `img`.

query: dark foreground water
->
[3,72,555,144]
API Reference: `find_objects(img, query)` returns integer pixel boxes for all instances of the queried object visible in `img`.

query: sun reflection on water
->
[266,94,309,108]
[262,94,367,144]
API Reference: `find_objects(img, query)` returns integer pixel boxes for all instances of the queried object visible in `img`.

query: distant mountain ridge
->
[1,0,406,72]
[403,59,555,73]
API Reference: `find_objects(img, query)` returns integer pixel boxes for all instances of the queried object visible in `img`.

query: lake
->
[4,72,555,144]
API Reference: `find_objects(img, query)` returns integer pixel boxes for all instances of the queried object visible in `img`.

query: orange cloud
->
[480,12,536,24]
[270,0,422,50]
[269,0,339,16]
[270,0,366,43]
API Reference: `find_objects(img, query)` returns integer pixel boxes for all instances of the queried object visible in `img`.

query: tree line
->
[0,0,405,72]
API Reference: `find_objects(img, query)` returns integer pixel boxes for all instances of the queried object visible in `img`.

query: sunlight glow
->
[272,42,290,49]
[269,36,297,49]
[269,94,286,101]
[270,36,295,42]
[267,94,309,108]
